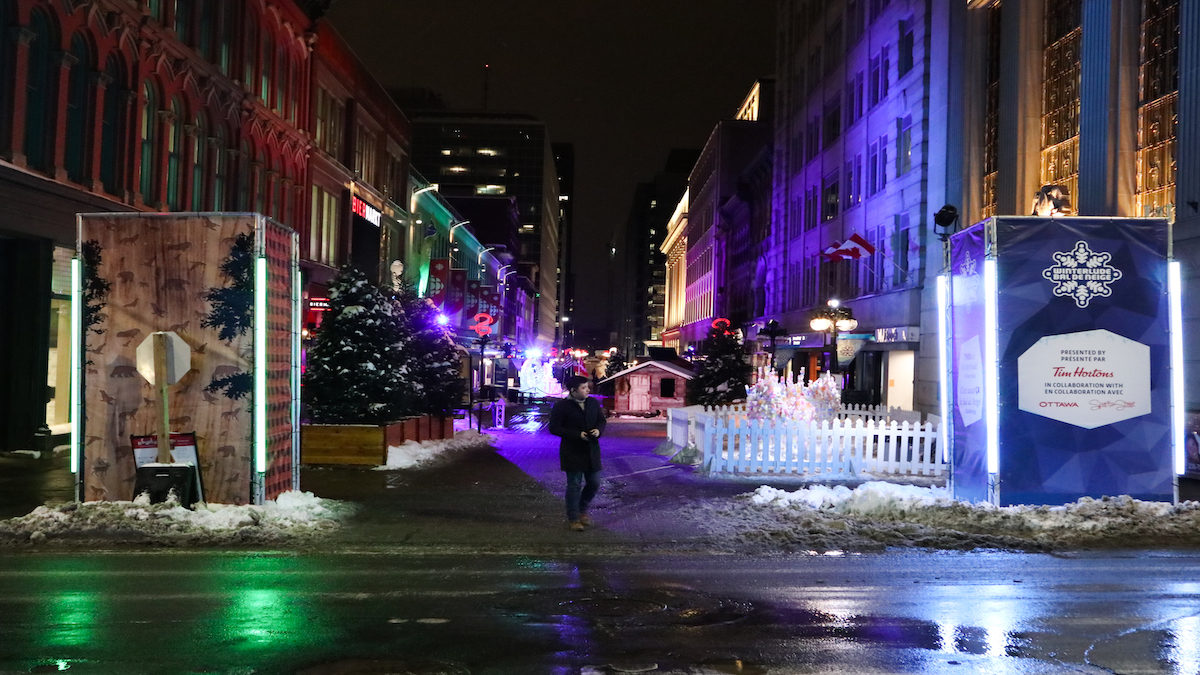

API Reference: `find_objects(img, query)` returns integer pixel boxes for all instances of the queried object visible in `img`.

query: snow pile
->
[694,481,1200,553]
[375,429,496,470]
[0,490,353,547]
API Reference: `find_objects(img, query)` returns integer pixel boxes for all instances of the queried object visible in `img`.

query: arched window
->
[24,9,57,172]
[191,111,207,210]
[65,33,93,184]
[99,54,126,195]
[211,124,227,209]
[166,97,183,210]
[139,80,160,204]
[238,139,250,209]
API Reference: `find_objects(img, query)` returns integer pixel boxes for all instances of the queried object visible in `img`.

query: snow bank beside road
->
[0,490,352,547]
[693,481,1200,553]
[375,429,496,470]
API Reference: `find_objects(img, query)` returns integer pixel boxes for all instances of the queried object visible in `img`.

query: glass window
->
[65,33,92,184]
[211,125,226,210]
[191,113,207,211]
[897,116,913,175]
[238,139,250,209]
[822,172,839,221]
[898,18,914,76]
[174,0,192,42]
[24,9,55,172]
[100,55,126,195]
[243,14,257,94]
[166,97,183,210]
[140,80,160,203]
[260,31,273,103]
[254,149,265,213]
[274,40,287,116]
[309,185,341,265]
[216,2,232,74]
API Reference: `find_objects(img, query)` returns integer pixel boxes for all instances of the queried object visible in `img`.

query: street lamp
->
[449,220,470,242]
[760,319,786,372]
[478,246,495,265]
[809,299,857,374]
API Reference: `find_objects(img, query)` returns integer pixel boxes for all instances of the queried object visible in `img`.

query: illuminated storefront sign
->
[351,195,381,226]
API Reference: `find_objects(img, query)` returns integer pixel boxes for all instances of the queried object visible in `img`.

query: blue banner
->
[949,223,989,503]
[994,217,1173,505]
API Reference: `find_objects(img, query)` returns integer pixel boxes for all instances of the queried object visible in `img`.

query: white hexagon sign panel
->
[1017,329,1150,429]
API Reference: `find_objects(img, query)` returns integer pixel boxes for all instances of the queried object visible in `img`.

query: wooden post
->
[154,332,172,463]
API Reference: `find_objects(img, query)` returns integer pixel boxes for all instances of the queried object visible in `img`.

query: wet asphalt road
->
[1,414,1199,673]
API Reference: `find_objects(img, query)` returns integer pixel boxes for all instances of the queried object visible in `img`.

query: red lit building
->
[0,0,414,455]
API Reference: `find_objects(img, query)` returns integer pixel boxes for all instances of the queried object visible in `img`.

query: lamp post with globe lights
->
[808,299,857,375]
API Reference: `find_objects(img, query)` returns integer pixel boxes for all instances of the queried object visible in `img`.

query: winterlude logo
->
[958,253,977,278]
[1041,241,1123,308]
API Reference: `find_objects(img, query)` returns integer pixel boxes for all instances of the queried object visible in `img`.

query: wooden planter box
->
[301,416,456,465]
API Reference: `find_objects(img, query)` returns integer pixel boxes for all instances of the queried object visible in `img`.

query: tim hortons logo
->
[1041,241,1123,308]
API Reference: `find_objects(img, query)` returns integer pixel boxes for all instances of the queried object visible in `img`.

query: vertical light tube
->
[1169,261,1185,475]
[70,257,82,474]
[983,259,1000,475]
[936,274,951,458]
[255,256,268,473]
[291,250,301,490]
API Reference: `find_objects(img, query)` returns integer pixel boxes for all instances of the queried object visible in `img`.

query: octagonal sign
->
[1017,329,1150,429]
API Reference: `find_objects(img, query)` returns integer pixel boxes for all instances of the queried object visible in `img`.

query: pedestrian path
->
[487,420,750,547]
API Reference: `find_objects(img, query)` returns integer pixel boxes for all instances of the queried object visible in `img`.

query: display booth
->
[940,217,1184,506]
[72,213,299,505]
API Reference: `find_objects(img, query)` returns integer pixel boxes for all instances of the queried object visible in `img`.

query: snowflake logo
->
[958,254,977,277]
[1041,241,1123,308]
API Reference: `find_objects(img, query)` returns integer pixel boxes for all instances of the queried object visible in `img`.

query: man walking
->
[548,375,606,531]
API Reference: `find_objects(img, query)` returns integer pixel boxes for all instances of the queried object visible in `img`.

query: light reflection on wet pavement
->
[4,414,1200,673]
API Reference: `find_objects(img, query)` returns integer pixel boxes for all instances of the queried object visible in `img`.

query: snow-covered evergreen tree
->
[686,324,751,406]
[303,266,410,423]
[391,277,465,417]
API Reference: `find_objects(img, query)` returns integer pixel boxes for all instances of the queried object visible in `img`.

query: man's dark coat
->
[548,395,606,472]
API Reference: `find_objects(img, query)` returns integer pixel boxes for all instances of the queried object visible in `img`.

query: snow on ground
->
[0,490,353,547]
[684,481,1200,553]
[374,429,496,470]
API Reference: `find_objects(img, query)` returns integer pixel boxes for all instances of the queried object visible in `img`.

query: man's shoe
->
[568,520,585,532]
[578,514,593,527]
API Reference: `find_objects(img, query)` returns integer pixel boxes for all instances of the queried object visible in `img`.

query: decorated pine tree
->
[391,277,465,417]
[303,266,410,423]
[686,323,751,406]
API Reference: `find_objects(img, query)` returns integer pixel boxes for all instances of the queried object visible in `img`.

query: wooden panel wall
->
[79,214,259,504]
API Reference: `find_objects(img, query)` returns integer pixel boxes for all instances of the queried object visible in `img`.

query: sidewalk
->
[0,451,74,520]
[0,419,768,553]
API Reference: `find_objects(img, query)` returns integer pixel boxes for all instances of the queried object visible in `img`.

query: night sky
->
[325,1,776,339]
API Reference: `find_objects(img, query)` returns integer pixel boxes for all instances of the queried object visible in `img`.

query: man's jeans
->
[565,471,601,521]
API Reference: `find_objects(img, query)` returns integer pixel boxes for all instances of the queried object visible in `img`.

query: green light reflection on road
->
[37,558,102,651]
[219,555,333,657]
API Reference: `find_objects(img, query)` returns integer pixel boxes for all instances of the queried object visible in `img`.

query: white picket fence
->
[666,404,944,479]
[702,416,942,477]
